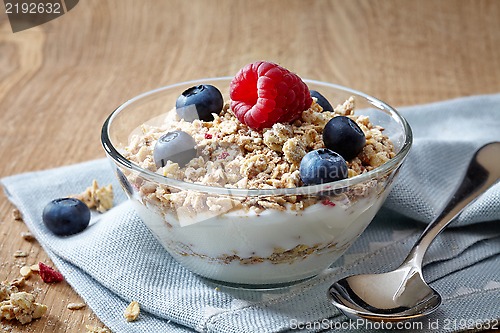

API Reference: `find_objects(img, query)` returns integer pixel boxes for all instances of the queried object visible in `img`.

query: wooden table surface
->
[1,1,499,332]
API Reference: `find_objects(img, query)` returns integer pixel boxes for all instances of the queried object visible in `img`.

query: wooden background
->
[1,1,499,331]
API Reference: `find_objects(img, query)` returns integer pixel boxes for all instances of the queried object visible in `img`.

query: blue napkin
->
[2,94,500,333]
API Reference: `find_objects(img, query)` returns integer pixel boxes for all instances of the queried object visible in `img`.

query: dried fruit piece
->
[38,262,64,283]
[123,301,140,322]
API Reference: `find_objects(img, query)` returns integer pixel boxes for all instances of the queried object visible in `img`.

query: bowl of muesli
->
[101,61,412,286]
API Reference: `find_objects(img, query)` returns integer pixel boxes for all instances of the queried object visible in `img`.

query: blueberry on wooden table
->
[176,84,224,122]
[299,148,348,185]
[323,116,366,160]
[42,198,91,236]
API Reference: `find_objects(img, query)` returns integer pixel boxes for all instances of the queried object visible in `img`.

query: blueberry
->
[153,130,197,168]
[310,90,333,112]
[176,84,224,122]
[323,116,366,160]
[42,198,91,236]
[299,148,348,185]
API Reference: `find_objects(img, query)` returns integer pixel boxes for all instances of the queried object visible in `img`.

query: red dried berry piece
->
[321,199,336,207]
[38,262,64,283]
[218,151,229,160]
[229,61,312,130]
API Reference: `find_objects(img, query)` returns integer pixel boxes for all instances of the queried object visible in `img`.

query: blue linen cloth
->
[2,94,500,333]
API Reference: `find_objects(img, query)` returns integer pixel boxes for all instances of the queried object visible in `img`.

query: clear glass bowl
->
[101,77,412,286]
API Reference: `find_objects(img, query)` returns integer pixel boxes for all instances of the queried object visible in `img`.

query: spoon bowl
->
[330,264,441,321]
[328,142,500,321]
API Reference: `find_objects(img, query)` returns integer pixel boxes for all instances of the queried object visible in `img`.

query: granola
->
[86,325,111,333]
[67,302,86,310]
[0,291,47,324]
[20,231,35,242]
[123,96,395,215]
[12,209,22,222]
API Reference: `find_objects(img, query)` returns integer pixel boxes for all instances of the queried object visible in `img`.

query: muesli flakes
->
[19,266,32,278]
[20,231,35,242]
[86,325,111,333]
[67,302,86,310]
[12,209,22,222]
[13,251,28,258]
[0,291,47,324]
[123,96,395,215]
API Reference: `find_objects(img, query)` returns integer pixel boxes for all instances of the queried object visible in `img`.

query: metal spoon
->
[328,142,500,322]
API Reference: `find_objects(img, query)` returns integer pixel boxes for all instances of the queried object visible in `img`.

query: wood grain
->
[1,0,499,331]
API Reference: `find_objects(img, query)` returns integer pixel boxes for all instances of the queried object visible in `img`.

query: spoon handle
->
[403,142,500,268]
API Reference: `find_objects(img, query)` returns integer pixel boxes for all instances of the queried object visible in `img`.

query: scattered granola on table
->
[67,302,86,310]
[86,325,111,333]
[13,250,28,258]
[20,231,35,242]
[12,209,22,222]
[0,284,47,325]
[19,266,32,278]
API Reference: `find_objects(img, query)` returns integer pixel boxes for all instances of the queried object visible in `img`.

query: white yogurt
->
[132,192,387,285]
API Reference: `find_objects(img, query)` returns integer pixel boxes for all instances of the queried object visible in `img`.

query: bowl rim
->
[101,77,413,197]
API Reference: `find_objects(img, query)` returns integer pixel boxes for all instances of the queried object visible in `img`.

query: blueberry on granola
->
[176,84,224,122]
[42,198,91,236]
[153,130,197,168]
[299,148,348,185]
[310,90,333,112]
[323,116,366,160]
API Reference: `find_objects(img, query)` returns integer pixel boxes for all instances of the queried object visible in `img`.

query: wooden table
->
[1,1,499,331]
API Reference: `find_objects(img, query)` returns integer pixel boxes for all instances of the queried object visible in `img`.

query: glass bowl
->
[101,77,412,287]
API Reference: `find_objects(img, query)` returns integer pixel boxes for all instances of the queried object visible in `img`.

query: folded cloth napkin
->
[2,94,500,333]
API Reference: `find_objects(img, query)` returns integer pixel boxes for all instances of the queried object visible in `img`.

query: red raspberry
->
[39,262,64,283]
[230,61,312,130]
